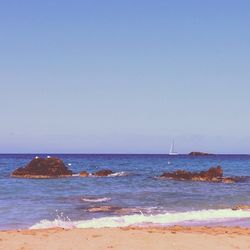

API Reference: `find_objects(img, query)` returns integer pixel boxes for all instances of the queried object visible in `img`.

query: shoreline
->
[1,226,250,250]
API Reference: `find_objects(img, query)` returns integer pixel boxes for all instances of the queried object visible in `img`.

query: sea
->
[0,154,250,230]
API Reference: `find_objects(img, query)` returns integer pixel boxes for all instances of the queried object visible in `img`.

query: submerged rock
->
[11,157,73,178]
[189,152,213,156]
[87,206,114,212]
[93,169,114,177]
[232,204,250,211]
[86,206,141,215]
[79,171,89,177]
[160,166,236,183]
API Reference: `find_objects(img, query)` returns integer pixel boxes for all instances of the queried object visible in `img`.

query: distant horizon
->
[1,152,250,155]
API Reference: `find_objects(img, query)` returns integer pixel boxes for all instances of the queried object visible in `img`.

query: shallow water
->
[0,154,250,229]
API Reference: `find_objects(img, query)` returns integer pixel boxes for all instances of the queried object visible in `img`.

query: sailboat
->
[169,140,178,155]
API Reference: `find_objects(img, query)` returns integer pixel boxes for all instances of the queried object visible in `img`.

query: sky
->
[0,0,250,154]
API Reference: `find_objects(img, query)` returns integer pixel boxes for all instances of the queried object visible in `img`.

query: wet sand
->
[0,226,250,250]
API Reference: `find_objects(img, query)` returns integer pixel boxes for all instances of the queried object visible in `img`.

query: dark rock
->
[79,171,89,177]
[189,152,213,156]
[11,157,73,178]
[93,169,114,177]
[159,166,236,183]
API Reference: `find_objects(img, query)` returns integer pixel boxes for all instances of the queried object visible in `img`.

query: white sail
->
[169,140,178,155]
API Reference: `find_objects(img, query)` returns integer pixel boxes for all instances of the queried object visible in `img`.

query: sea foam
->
[30,208,250,229]
[108,171,128,177]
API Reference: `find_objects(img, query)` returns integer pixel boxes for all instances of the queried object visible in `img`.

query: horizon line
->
[0,153,249,155]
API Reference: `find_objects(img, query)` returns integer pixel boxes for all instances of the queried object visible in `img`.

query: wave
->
[108,171,128,177]
[87,171,129,177]
[30,208,250,229]
[81,197,111,203]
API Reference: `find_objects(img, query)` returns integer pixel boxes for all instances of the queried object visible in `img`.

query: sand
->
[0,226,250,250]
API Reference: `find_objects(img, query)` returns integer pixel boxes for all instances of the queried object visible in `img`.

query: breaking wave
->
[30,208,250,229]
[108,171,128,177]
[88,171,129,177]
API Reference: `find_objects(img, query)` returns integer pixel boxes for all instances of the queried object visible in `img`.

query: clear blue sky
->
[0,0,250,153]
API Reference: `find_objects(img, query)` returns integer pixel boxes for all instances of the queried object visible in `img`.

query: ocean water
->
[0,154,250,230]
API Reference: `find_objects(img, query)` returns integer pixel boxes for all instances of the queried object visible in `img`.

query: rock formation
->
[11,157,73,178]
[160,166,236,183]
[189,152,213,156]
[93,169,114,177]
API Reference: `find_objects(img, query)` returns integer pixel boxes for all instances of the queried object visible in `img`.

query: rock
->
[114,207,141,215]
[11,157,73,178]
[189,152,213,156]
[79,171,89,177]
[86,206,140,215]
[93,169,114,177]
[160,166,229,183]
[206,166,223,178]
[232,205,250,211]
[87,206,113,212]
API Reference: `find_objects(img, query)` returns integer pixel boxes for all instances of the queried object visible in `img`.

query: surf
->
[30,208,250,229]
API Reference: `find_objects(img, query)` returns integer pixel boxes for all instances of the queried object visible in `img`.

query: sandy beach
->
[0,226,250,250]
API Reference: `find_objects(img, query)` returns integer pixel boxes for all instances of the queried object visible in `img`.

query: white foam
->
[88,172,129,177]
[31,219,75,229]
[81,197,111,203]
[30,208,250,229]
[108,171,128,177]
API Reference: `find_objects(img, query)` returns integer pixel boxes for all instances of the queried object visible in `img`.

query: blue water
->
[0,154,250,229]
